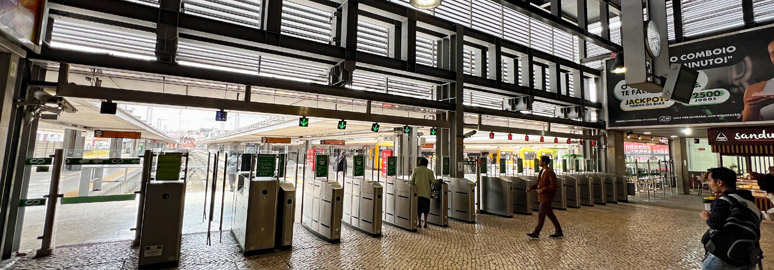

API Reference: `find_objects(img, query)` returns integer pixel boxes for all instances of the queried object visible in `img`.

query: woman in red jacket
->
[526,156,563,239]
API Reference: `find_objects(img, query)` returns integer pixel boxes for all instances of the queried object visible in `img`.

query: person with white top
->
[742,40,774,121]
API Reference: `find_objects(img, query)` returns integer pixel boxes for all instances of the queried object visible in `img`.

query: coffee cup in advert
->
[703,197,715,211]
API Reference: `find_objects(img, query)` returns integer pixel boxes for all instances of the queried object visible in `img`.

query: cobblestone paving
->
[4,195,774,270]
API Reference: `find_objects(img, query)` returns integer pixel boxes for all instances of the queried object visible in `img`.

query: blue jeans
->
[702,253,756,270]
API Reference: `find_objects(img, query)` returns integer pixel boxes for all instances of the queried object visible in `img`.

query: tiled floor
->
[4,194,773,270]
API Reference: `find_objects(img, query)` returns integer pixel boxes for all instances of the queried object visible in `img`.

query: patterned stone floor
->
[3,194,773,270]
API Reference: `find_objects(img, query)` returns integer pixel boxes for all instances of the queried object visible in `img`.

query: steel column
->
[450,25,465,178]
[35,149,63,257]
[155,0,181,62]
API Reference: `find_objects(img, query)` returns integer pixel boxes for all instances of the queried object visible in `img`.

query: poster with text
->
[607,26,774,127]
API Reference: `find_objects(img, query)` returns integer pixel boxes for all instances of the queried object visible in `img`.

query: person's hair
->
[540,156,551,165]
[419,157,429,167]
[709,167,737,189]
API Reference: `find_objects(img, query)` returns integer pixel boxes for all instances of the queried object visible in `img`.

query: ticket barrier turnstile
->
[446,177,476,223]
[590,174,607,205]
[138,180,186,269]
[559,175,580,208]
[572,174,595,206]
[603,174,618,203]
[383,177,418,231]
[480,176,513,217]
[552,176,567,210]
[428,181,448,227]
[500,176,532,215]
[342,178,383,236]
[522,176,541,211]
[231,177,279,254]
[302,179,344,242]
[276,183,295,248]
[612,174,629,202]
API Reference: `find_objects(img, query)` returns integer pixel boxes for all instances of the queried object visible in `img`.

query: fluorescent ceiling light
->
[682,128,692,135]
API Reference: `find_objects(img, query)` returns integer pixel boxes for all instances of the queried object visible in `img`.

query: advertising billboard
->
[607,26,774,127]
[0,0,46,51]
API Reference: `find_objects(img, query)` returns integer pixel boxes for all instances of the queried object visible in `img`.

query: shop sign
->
[606,26,774,127]
[94,130,141,139]
[315,155,328,178]
[256,154,276,177]
[261,137,291,144]
[321,140,345,145]
[709,127,774,145]
[353,155,365,177]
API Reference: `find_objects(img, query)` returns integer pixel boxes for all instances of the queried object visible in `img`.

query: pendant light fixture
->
[410,0,443,9]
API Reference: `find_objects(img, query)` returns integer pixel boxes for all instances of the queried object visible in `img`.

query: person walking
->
[411,157,437,228]
[334,151,347,182]
[759,166,774,220]
[526,156,563,239]
[227,151,238,192]
[700,167,762,270]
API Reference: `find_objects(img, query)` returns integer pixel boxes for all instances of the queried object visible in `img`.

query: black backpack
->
[702,193,762,267]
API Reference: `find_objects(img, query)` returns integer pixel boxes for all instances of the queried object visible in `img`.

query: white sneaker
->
[762,211,771,221]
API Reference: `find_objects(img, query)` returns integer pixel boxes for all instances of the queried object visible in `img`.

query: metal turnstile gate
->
[603,174,618,203]
[501,176,532,215]
[343,178,383,236]
[138,180,186,268]
[276,183,295,248]
[590,174,607,205]
[522,176,541,211]
[428,181,448,227]
[302,179,344,242]
[446,177,476,223]
[559,175,580,208]
[552,176,567,210]
[573,174,594,206]
[612,174,629,202]
[383,178,418,231]
[231,177,279,254]
[480,176,513,217]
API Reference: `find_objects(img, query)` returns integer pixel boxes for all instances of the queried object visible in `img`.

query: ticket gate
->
[428,181,448,227]
[302,179,344,242]
[603,174,618,203]
[572,174,595,206]
[590,174,607,205]
[446,177,476,223]
[552,176,567,210]
[138,180,186,269]
[559,175,580,208]
[522,176,541,211]
[342,178,383,236]
[612,174,630,202]
[500,176,532,215]
[480,176,513,217]
[276,183,295,248]
[231,177,279,254]
[383,178,418,231]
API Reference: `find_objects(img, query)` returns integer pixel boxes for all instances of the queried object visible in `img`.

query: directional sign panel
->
[403,125,412,134]
[65,158,141,165]
[353,155,365,177]
[386,156,397,176]
[499,158,506,174]
[26,158,52,165]
[256,154,276,177]
[442,157,450,175]
[299,116,309,127]
[315,155,329,178]
[19,198,46,207]
[337,120,347,130]
[371,123,380,132]
[430,128,437,135]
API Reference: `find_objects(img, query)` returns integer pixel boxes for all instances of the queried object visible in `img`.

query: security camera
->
[32,90,77,113]
[463,130,477,139]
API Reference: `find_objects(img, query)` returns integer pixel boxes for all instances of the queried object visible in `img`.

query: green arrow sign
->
[353,155,365,177]
[299,117,309,127]
[315,155,328,178]
[403,125,412,134]
[65,158,141,165]
[338,120,347,130]
[442,157,450,175]
[26,158,52,165]
[19,198,46,207]
[499,158,506,174]
[430,128,437,136]
[386,156,397,176]
[371,123,380,132]
[256,154,276,177]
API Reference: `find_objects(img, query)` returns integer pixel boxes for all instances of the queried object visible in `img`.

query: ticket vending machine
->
[138,153,186,269]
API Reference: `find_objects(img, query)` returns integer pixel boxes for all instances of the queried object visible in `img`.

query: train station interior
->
[0,0,772,269]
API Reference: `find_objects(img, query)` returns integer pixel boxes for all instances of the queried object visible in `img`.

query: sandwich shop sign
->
[708,126,774,145]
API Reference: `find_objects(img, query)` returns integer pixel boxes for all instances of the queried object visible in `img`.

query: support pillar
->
[670,138,691,195]
[62,129,84,171]
[605,130,626,176]
[450,25,465,178]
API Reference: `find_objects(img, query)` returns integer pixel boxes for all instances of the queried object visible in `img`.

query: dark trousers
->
[532,201,562,235]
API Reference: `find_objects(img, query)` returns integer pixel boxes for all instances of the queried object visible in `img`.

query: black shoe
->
[549,233,564,238]
[526,233,539,239]
[424,224,428,228]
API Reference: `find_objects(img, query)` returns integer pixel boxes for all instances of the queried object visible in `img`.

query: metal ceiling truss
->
[40,0,605,131]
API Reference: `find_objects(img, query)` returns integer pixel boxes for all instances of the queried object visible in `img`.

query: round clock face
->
[646,20,662,57]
